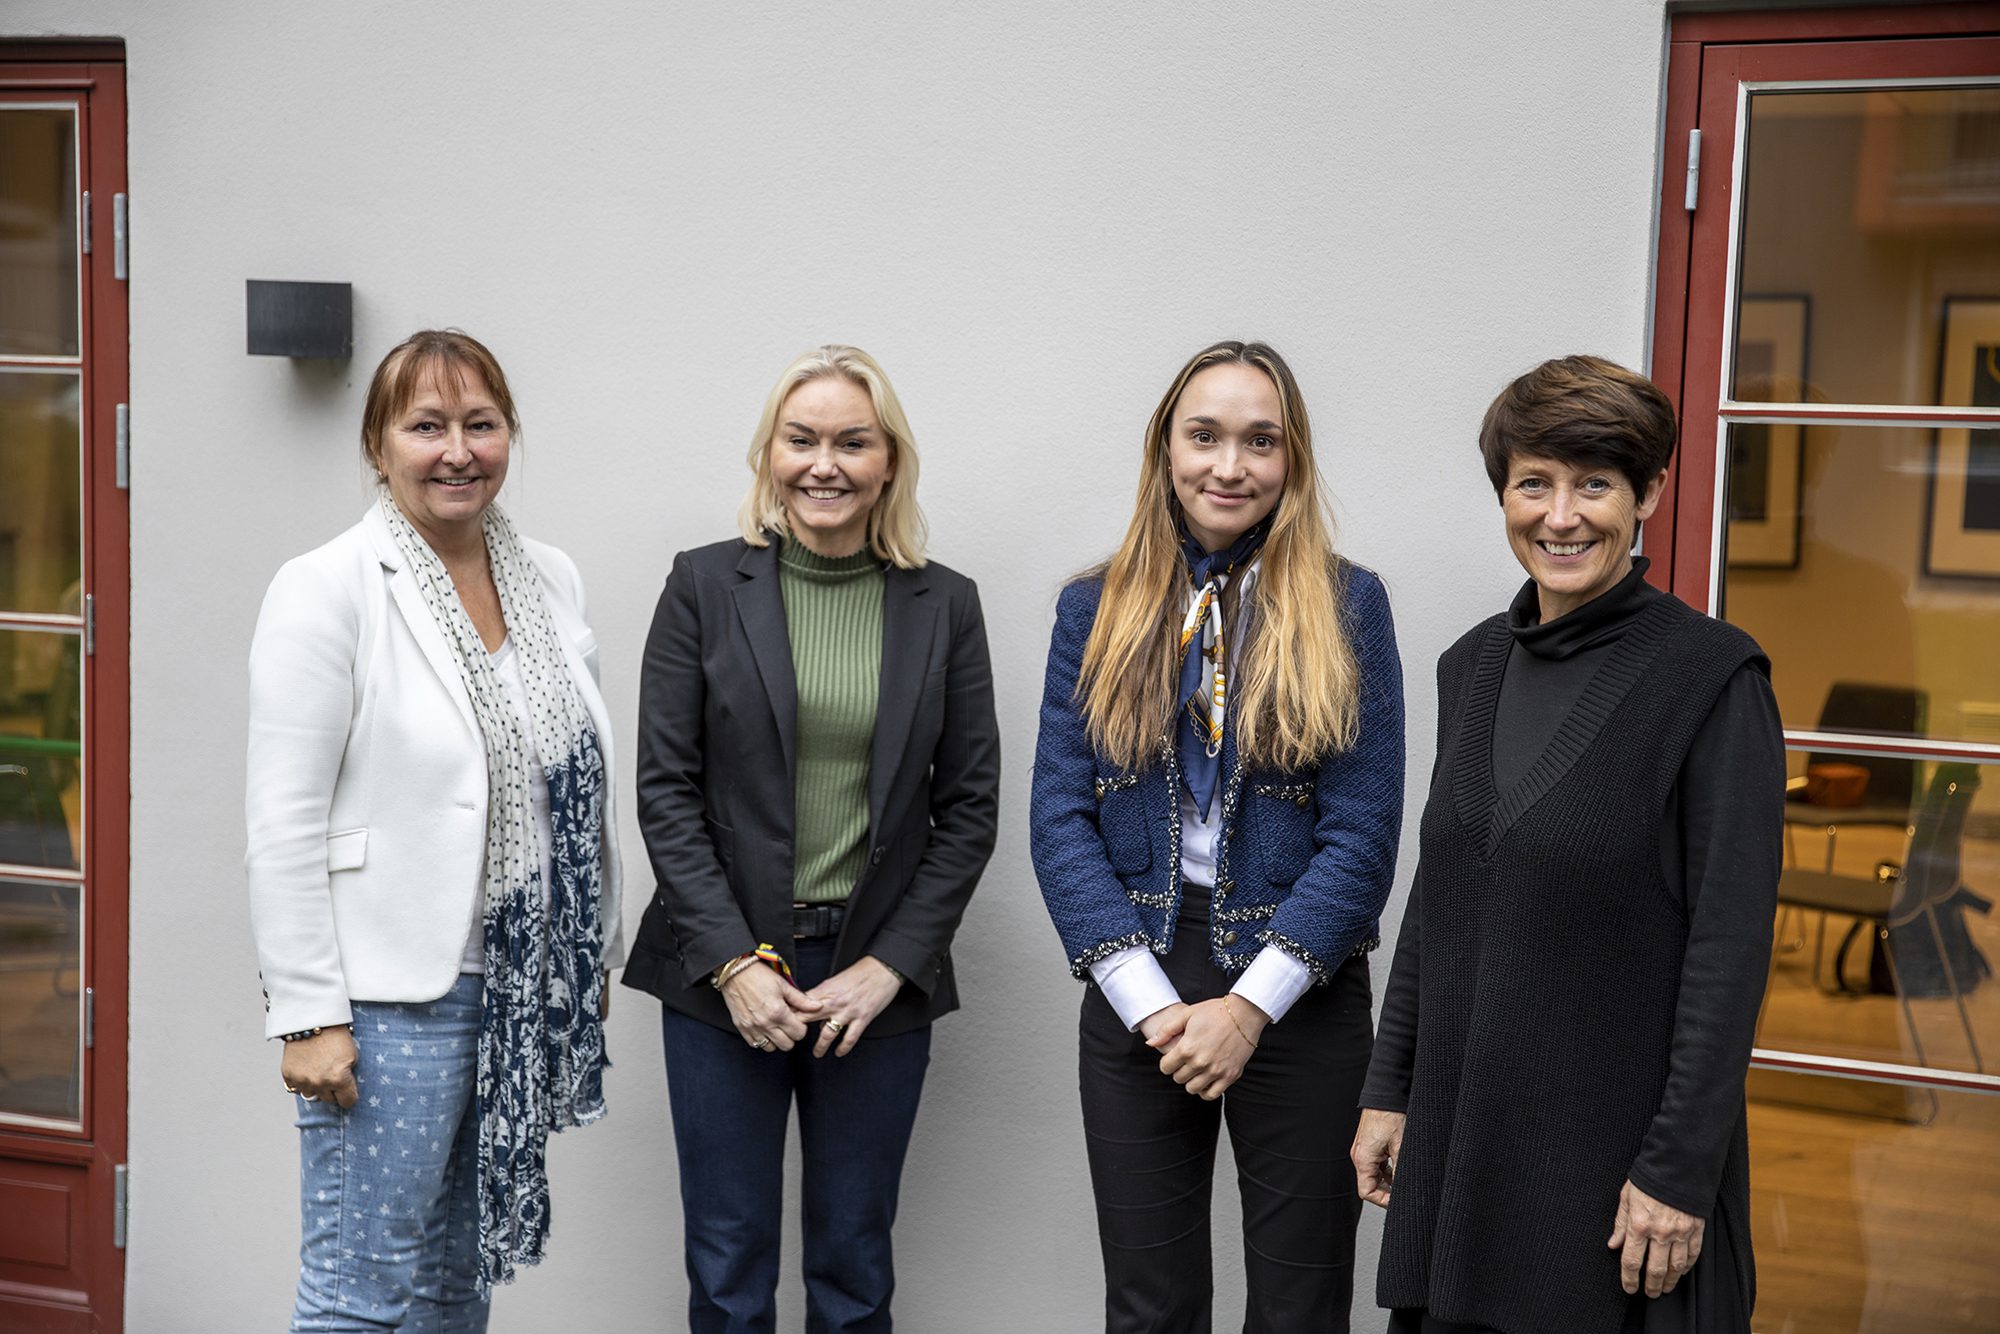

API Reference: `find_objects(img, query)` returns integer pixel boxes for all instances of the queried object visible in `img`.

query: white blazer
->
[246,504,625,1038]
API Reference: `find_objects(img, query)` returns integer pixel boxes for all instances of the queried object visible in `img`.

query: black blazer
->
[621,536,1000,1036]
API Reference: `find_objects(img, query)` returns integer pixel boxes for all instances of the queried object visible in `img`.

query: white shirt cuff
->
[1231,945,1313,1023]
[1088,946,1182,1032]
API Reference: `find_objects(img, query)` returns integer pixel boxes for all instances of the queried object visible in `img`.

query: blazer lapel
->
[731,541,799,778]
[869,564,937,837]
[365,505,477,737]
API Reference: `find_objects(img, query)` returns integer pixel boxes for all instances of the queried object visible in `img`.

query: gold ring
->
[823,1020,845,1036]
[283,1082,300,1093]
[755,1037,773,1050]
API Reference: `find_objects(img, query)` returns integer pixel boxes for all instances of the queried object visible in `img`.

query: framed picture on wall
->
[1925,297,2000,580]
[1726,294,1810,569]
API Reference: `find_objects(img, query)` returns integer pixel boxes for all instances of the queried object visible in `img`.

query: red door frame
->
[0,44,128,1334]
[1648,4,2000,607]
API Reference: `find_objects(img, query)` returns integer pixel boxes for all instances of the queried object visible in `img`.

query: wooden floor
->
[1748,823,2000,1333]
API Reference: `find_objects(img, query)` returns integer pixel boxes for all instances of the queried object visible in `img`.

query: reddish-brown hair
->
[360,329,520,473]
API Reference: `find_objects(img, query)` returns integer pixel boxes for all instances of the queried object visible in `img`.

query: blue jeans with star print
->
[290,972,489,1333]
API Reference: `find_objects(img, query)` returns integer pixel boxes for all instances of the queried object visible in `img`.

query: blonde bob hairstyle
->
[737,344,928,569]
[1075,341,1361,773]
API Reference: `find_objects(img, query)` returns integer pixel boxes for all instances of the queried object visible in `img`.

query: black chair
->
[1775,762,1985,1081]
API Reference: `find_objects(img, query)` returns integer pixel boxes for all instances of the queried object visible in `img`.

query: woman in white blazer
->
[246,329,622,1333]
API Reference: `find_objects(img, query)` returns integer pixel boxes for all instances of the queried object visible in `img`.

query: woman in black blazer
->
[622,344,999,1334]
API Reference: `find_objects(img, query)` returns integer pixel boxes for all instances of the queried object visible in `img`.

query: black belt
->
[792,903,845,940]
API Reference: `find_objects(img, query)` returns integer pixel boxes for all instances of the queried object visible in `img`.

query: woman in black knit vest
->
[1352,356,1783,1334]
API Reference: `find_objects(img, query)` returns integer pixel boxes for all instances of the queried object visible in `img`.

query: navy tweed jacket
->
[1030,562,1406,983]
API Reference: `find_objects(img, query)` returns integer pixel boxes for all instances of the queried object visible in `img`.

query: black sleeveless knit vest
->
[1378,595,1763,1334]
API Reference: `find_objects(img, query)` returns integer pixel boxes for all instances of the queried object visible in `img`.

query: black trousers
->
[1079,914,1374,1334]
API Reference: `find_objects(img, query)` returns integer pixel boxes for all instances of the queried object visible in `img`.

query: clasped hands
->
[1348,1109,1704,1299]
[1138,996,1268,1100]
[718,954,903,1058]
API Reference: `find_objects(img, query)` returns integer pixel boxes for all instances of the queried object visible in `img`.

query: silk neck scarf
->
[1174,515,1270,818]
[377,491,608,1289]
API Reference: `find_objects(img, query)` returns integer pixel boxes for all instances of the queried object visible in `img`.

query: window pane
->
[1749,1084,1999,1331]
[1720,422,2000,746]
[1735,86,2000,406]
[1763,756,1998,1079]
[0,876,81,1125]
[0,368,83,616]
[0,107,79,358]
[0,628,80,873]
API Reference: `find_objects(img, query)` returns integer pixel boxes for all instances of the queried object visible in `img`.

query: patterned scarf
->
[1175,516,1269,819]
[378,492,609,1290]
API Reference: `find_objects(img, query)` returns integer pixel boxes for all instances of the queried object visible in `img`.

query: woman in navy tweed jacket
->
[1032,341,1405,1333]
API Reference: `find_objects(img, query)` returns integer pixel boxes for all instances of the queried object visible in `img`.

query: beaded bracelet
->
[711,955,759,991]
[712,943,795,991]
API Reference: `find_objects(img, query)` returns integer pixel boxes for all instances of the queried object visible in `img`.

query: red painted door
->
[0,46,129,1334]
[1653,7,2000,1329]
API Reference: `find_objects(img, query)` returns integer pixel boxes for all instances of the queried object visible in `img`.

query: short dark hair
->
[360,329,520,474]
[1478,355,1677,499]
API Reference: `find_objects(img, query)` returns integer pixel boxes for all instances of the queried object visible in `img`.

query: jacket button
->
[1217,878,1233,894]
[1221,930,1239,946]
[870,846,885,866]
[1296,793,1311,809]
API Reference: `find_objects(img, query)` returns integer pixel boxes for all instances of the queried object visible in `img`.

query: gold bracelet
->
[1223,995,1260,1049]
[712,954,758,991]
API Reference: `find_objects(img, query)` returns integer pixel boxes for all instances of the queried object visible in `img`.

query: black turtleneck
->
[1366,558,1784,1334]
[1493,559,1663,793]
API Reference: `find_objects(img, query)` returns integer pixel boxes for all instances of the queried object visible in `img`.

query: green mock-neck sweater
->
[778,535,884,905]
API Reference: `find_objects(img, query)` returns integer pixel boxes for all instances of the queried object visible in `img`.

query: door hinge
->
[81,190,91,254]
[83,594,95,657]
[112,1164,129,1249]
[1683,129,1701,212]
[84,986,94,1049]
[112,192,128,281]
[115,403,130,489]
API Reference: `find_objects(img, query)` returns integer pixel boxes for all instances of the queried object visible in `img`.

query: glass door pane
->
[1760,755,1999,1079]
[1750,1084,2000,1330]
[0,874,80,1125]
[0,627,80,873]
[0,368,83,616]
[1735,86,2000,406]
[0,106,80,358]
[1720,422,2000,747]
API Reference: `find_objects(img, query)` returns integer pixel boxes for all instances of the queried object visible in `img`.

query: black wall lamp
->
[246,280,352,358]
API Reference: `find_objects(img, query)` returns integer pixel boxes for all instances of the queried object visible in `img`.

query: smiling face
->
[1167,362,1290,552]
[768,374,893,557]
[1502,453,1666,621]
[374,366,511,551]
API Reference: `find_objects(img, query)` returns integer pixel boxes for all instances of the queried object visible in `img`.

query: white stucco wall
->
[5,3,1674,1329]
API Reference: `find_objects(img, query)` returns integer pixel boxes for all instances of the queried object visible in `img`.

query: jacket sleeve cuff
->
[865,928,943,998]
[1089,947,1181,1031]
[263,988,355,1041]
[1230,945,1313,1023]
[683,923,759,991]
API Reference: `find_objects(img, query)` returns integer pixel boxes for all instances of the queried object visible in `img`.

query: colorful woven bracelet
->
[752,942,794,980]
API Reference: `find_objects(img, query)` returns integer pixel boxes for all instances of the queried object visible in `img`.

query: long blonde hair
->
[737,344,928,568]
[1075,341,1360,772]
